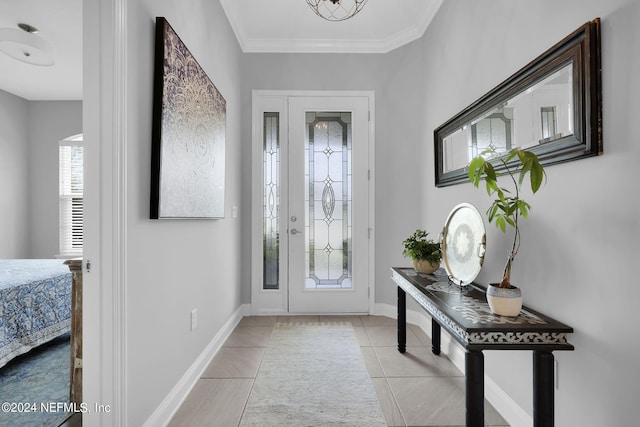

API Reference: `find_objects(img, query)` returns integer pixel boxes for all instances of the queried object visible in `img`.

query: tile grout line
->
[362,321,408,427]
[235,322,275,427]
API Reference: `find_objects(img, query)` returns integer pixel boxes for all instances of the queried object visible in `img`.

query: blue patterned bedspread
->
[0,259,72,368]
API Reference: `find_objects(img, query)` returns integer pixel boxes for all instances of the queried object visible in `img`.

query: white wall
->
[0,90,29,258]
[420,1,639,426]
[0,92,80,259]
[28,101,82,258]
[124,0,243,424]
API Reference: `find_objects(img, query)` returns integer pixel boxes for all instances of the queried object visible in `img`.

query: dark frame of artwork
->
[150,17,226,219]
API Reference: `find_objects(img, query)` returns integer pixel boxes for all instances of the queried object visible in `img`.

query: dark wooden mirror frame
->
[434,18,602,187]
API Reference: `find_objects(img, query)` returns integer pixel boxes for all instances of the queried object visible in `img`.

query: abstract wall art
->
[150,17,226,219]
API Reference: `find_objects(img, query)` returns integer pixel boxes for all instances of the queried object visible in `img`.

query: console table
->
[392,267,573,427]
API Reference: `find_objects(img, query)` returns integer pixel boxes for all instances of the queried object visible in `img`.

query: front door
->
[252,92,373,314]
[288,96,369,313]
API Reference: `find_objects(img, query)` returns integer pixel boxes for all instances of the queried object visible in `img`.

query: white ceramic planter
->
[486,284,522,317]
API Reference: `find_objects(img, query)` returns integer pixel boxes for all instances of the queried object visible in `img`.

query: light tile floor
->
[169,315,509,427]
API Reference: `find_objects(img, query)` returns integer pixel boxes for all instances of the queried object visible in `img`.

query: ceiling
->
[0,0,82,100]
[220,0,442,53]
[0,0,441,101]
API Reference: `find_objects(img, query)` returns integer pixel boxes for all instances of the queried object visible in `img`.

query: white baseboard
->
[484,374,533,427]
[375,303,532,427]
[143,304,250,427]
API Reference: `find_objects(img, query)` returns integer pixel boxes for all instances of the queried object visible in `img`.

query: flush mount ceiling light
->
[0,23,54,66]
[306,0,368,22]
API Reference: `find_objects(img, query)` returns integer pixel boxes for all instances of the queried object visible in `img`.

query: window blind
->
[59,136,83,257]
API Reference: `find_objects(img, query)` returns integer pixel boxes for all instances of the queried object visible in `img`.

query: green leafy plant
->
[402,229,441,264]
[468,148,546,288]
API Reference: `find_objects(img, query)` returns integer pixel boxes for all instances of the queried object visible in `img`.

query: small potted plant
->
[402,229,442,274]
[468,148,546,316]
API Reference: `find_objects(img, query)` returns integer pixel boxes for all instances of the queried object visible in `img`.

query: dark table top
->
[392,267,574,351]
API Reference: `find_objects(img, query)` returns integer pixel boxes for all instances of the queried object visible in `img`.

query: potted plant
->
[468,148,546,316]
[402,229,442,274]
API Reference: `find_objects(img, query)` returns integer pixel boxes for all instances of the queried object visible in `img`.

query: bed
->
[0,259,72,368]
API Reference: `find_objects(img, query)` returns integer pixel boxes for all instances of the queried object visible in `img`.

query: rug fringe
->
[274,321,352,327]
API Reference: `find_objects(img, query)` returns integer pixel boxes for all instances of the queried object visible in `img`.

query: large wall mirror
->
[435,19,602,187]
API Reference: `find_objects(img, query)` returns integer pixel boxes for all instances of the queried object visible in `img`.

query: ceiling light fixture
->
[306,0,368,22]
[0,23,54,66]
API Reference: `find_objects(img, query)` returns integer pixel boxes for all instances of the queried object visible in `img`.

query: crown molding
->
[220,0,442,54]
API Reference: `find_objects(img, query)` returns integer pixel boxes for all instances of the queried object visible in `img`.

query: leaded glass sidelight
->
[263,112,280,290]
[304,112,352,289]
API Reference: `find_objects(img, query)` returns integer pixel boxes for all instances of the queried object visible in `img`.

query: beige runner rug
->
[239,322,387,426]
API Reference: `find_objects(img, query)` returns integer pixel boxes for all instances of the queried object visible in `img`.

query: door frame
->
[83,0,128,424]
[251,90,375,315]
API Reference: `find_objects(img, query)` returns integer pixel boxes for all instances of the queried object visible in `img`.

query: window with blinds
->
[59,135,83,257]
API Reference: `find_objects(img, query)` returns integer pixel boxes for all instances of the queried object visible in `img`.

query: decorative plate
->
[441,203,486,286]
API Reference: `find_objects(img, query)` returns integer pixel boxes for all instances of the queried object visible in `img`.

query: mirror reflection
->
[442,64,573,173]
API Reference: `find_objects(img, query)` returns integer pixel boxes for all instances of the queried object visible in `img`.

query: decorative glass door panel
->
[263,112,280,290]
[288,96,369,313]
[305,112,352,290]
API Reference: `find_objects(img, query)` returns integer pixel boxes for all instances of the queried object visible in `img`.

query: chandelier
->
[306,0,369,22]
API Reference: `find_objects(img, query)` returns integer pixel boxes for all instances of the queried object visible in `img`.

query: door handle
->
[290,229,301,235]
